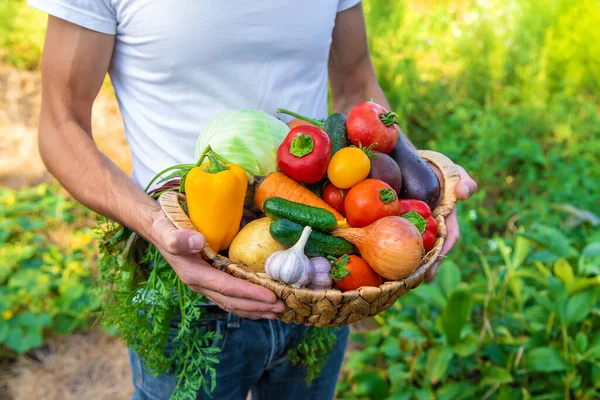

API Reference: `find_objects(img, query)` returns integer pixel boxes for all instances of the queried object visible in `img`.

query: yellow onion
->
[332,216,423,280]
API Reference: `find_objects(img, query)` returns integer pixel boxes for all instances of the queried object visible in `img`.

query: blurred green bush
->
[0,0,46,70]
[0,185,98,355]
[338,231,600,399]
[336,0,600,398]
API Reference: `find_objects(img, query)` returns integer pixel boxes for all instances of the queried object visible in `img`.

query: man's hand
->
[425,165,478,280]
[151,212,286,320]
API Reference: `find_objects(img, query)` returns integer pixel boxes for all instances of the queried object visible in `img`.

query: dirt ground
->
[4,331,133,400]
[0,65,131,189]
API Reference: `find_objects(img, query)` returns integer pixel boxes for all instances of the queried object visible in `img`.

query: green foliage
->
[0,184,98,354]
[337,0,600,398]
[338,231,600,399]
[94,223,220,400]
[288,326,340,384]
[364,0,600,240]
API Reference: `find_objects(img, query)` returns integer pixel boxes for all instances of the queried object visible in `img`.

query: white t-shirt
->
[29,0,361,189]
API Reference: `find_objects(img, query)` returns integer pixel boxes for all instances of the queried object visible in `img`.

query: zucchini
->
[263,197,336,232]
[269,219,354,257]
[324,113,348,156]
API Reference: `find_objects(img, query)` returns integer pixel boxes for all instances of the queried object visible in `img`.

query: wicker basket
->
[159,150,460,327]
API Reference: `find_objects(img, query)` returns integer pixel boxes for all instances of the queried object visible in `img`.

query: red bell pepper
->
[399,199,438,252]
[399,199,431,219]
[422,216,438,252]
[277,125,332,184]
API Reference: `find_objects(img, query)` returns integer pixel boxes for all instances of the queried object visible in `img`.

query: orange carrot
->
[254,172,344,221]
[288,118,318,129]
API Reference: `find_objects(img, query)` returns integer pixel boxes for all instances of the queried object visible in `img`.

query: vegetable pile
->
[193,102,442,290]
[224,102,441,291]
[96,102,444,400]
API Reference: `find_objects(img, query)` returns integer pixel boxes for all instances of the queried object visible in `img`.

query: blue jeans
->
[128,306,350,400]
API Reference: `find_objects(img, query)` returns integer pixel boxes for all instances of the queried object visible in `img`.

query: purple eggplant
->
[368,151,403,194]
[388,130,440,207]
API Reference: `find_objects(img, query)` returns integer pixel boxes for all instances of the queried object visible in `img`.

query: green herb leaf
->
[442,284,473,345]
[427,346,454,384]
[288,326,338,385]
[525,347,568,372]
[576,332,589,354]
[565,291,597,326]
[438,260,461,299]
[452,334,480,357]
[481,366,514,386]
[436,382,478,400]
[352,372,390,400]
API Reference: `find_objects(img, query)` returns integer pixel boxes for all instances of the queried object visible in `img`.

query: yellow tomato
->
[327,147,371,189]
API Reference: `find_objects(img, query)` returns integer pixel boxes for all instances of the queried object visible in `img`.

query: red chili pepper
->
[277,125,332,184]
[399,200,437,252]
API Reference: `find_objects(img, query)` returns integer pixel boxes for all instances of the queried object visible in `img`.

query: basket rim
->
[158,150,460,301]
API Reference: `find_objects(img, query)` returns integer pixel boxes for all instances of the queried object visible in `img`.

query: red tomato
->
[329,255,383,291]
[346,102,399,153]
[322,183,346,216]
[344,179,401,228]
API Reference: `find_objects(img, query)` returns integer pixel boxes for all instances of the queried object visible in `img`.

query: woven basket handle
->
[157,191,219,261]
[416,150,461,218]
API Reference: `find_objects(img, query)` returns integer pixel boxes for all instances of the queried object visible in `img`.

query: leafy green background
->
[1,0,599,398]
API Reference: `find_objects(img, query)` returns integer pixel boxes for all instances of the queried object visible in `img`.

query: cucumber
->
[263,197,337,232]
[324,113,348,156]
[269,219,354,257]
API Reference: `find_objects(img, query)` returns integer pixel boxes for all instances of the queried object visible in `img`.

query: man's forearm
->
[332,78,388,115]
[39,112,160,243]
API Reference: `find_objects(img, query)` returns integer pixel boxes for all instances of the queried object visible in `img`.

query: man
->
[30,1,477,399]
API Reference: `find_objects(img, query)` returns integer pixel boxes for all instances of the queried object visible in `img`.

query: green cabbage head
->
[195,110,289,176]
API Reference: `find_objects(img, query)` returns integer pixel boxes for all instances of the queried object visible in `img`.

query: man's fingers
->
[440,212,460,256]
[455,165,478,200]
[201,293,279,320]
[202,289,285,315]
[195,267,279,304]
[152,214,206,256]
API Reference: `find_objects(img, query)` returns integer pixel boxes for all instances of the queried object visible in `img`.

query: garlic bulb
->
[264,226,314,288]
[307,257,333,290]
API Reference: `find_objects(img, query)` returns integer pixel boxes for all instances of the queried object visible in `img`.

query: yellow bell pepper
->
[184,153,248,252]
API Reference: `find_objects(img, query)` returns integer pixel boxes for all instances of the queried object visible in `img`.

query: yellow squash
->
[185,154,248,252]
